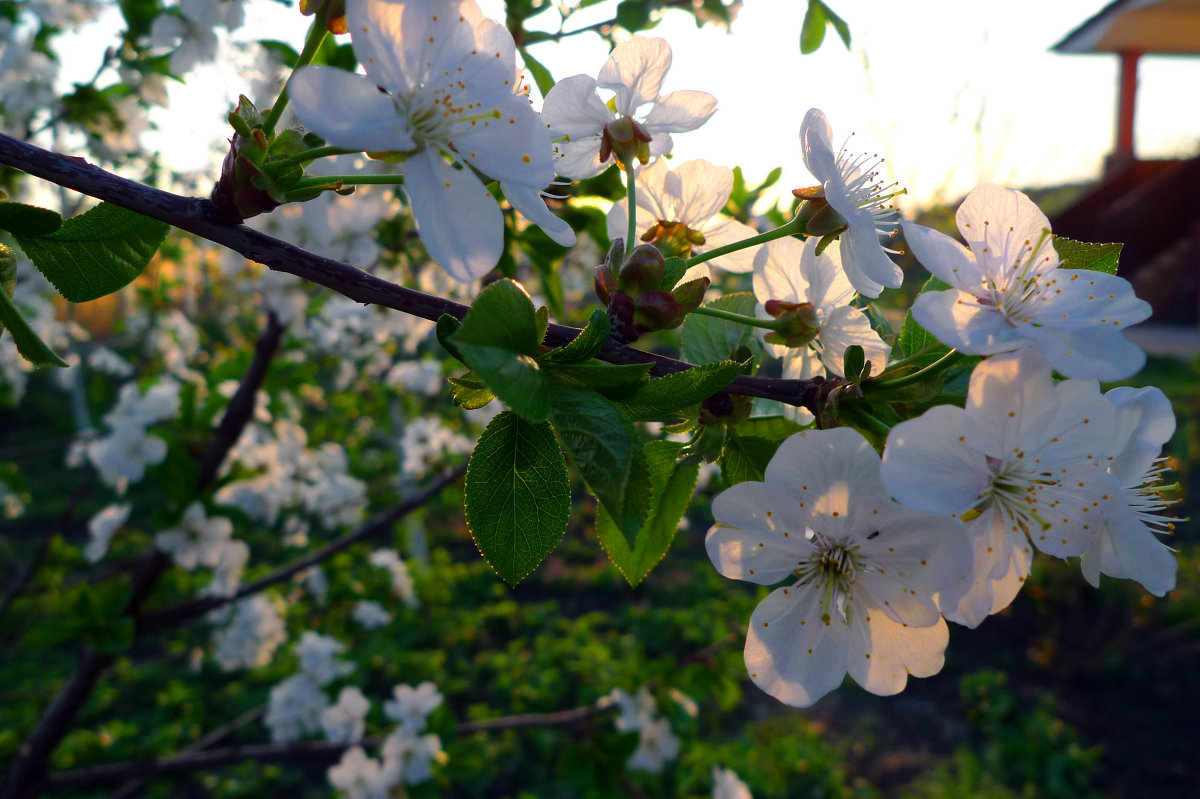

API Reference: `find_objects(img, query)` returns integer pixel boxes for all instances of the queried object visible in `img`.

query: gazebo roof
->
[1053,0,1200,54]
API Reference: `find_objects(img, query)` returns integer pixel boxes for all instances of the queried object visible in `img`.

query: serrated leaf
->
[662,256,688,290]
[681,292,762,366]
[736,415,805,441]
[465,412,570,585]
[0,288,68,367]
[448,374,495,409]
[546,309,611,363]
[535,305,549,346]
[547,361,652,396]
[719,434,780,488]
[453,278,540,355]
[0,202,62,236]
[548,383,648,543]
[456,344,549,422]
[597,440,699,587]
[15,202,168,302]
[843,344,865,382]
[1053,237,1121,275]
[618,361,743,421]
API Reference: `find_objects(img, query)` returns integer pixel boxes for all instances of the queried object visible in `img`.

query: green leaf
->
[615,0,650,31]
[597,440,699,586]
[436,314,466,362]
[546,309,611,364]
[452,278,540,356]
[0,287,68,367]
[548,383,649,543]
[800,0,827,53]
[736,415,805,441]
[618,361,743,421]
[535,305,550,347]
[895,274,951,363]
[465,412,570,585]
[681,292,762,366]
[547,361,653,396]
[843,344,865,382]
[1053,237,1121,275]
[0,202,62,236]
[822,1,851,48]
[719,434,780,488]
[662,256,688,290]
[15,202,169,302]
[456,344,549,422]
[518,47,556,97]
[448,374,495,410]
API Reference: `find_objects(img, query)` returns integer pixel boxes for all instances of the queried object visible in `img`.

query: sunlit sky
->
[66,0,1200,211]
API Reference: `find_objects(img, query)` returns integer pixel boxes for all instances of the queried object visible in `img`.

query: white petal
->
[847,612,949,696]
[673,159,731,225]
[553,138,608,180]
[745,585,853,707]
[799,108,836,184]
[641,90,718,137]
[882,405,991,515]
[501,181,575,246]
[818,305,890,378]
[541,74,612,138]
[901,221,982,290]
[911,289,1030,355]
[1031,270,1151,331]
[955,184,1053,267]
[598,36,672,115]
[405,149,503,281]
[752,237,808,305]
[696,217,759,274]
[962,351,1058,459]
[290,66,416,152]
[800,238,855,311]
[840,219,902,298]
[1019,323,1146,381]
[1090,510,1177,596]
[708,482,811,586]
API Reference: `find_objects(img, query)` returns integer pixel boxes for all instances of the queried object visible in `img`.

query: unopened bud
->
[795,197,846,238]
[594,264,617,306]
[600,116,652,168]
[618,243,666,294]
[299,0,347,33]
[633,290,681,331]
[762,300,821,349]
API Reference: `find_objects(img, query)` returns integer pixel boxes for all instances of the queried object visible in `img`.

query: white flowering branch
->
[0,133,841,413]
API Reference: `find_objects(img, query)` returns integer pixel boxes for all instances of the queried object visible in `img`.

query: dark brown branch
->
[136,466,466,636]
[0,134,838,411]
[39,701,615,792]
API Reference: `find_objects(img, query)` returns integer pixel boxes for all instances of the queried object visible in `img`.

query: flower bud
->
[600,116,652,168]
[640,220,703,259]
[762,300,821,349]
[299,0,347,34]
[594,264,617,306]
[617,243,666,294]
[633,290,682,331]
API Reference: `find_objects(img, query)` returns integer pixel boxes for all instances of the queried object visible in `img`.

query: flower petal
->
[840,218,903,298]
[901,221,982,290]
[502,181,575,246]
[641,90,717,137]
[290,66,416,152]
[1019,323,1146,381]
[955,183,1054,268]
[882,404,991,515]
[818,305,890,378]
[799,108,836,184]
[541,74,612,138]
[847,612,949,696]
[697,217,759,273]
[673,159,731,224]
[745,585,853,707]
[911,289,1030,355]
[553,138,608,180]
[456,94,555,186]
[597,36,672,115]
[405,149,502,281]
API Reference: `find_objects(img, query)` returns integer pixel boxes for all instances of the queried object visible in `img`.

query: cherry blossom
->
[881,350,1120,627]
[712,766,754,799]
[904,183,1150,380]
[383,681,442,733]
[84,503,132,563]
[211,594,287,671]
[289,0,557,281]
[380,729,445,786]
[605,158,760,278]
[1080,386,1179,595]
[155,502,235,570]
[707,427,970,707]
[800,108,903,298]
[752,236,890,423]
[327,746,386,799]
[296,631,355,686]
[541,36,716,180]
[322,686,371,744]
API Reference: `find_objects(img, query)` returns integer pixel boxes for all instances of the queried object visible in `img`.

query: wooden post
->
[1115,49,1141,158]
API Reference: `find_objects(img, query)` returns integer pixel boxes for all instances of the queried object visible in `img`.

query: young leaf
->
[618,361,743,421]
[448,374,494,409]
[1053,237,1122,275]
[465,411,570,585]
[719,433,780,488]
[800,0,828,53]
[681,292,762,366]
[597,440,699,586]
[15,202,169,302]
[455,345,549,421]
[548,383,649,542]
[545,309,611,364]
[0,287,69,367]
[0,202,63,237]
[895,274,951,363]
[546,361,653,396]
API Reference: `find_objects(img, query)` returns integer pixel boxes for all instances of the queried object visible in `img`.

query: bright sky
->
[71,0,1200,211]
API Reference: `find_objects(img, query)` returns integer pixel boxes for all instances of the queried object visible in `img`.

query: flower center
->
[793,529,862,625]
[640,219,704,258]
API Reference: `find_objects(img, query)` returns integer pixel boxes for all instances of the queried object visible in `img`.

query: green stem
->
[624,160,638,249]
[684,213,805,269]
[263,145,357,178]
[262,19,329,136]
[868,348,961,390]
[289,174,405,191]
[878,343,942,373]
[842,405,893,435]
[691,305,780,332]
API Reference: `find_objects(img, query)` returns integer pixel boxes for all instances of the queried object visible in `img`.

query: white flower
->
[87,425,168,494]
[752,237,890,424]
[211,594,287,671]
[707,427,970,707]
[1080,386,1178,595]
[606,158,760,276]
[904,183,1151,380]
[265,673,329,742]
[328,746,386,799]
[400,416,473,478]
[542,36,717,180]
[102,379,181,429]
[369,549,420,608]
[322,686,371,744]
[383,681,442,733]
[712,766,753,799]
[800,108,903,298]
[881,350,1120,627]
[381,729,445,786]
[296,631,355,686]
[628,716,679,773]
[289,0,557,281]
[351,600,393,629]
[155,502,235,570]
[86,347,134,378]
[85,503,132,563]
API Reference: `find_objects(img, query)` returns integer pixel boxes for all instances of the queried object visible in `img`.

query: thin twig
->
[136,465,466,636]
[0,134,838,412]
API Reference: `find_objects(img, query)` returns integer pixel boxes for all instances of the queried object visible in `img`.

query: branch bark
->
[136,465,466,636]
[0,134,839,411]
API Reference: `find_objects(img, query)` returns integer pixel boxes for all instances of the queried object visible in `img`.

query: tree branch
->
[39,701,615,792]
[136,465,466,636]
[0,134,839,412]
